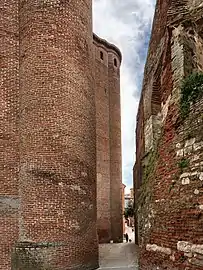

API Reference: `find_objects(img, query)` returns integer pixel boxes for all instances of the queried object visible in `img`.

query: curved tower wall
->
[93,34,123,243]
[17,1,98,269]
[0,1,19,269]
[93,36,111,243]
[108,49,123,243]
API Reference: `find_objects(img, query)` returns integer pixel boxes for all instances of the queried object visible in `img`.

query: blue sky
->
[93,0,156,193]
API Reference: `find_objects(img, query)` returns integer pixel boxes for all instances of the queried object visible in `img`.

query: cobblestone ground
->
[98,227,139,270]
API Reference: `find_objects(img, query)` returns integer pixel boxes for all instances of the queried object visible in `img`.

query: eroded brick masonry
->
[0,1,122,269]
[134,0,203,269]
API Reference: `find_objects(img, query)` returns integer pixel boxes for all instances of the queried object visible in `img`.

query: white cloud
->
[93,0,155,193]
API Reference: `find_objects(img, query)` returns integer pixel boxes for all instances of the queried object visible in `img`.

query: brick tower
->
[0,0,19,269]
[1,0,123,268]
[108,45,123,243]
[12,0,98,269]
[93,34,123,243]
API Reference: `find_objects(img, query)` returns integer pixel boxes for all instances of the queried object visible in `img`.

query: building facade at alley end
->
[0,1,123,269]
[134,0,203,269]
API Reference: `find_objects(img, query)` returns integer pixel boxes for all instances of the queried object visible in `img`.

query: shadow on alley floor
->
[98,227,139,270]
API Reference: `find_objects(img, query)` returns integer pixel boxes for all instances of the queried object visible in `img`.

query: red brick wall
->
[94,36,111,243]
[94,35,123,243]
[1,1,123,267]
[140,99,203,270]
[135,96,145,190]
[134,0,172,191]
[15,1,99,269]
[108,50,123,243]
[135,1,203,269]
[142,0,172,121]
[0,1,19,269]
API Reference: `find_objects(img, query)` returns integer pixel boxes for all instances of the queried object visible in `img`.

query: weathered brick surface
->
[0,0,124,266]
[94,36,111,243]
[0,1,19,269]
[1,0,123,267]
[138,100,203,270]
[93,35,123,243]
[17,1,98,269]
[135,1,203,269]
[108,50,123,243]
[135,96,145,191]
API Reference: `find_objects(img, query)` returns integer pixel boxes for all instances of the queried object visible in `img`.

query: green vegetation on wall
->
[124,200,134,218]
[137,150,157,208]
[178,157,189,172]
[143,150,157,183]
[180,72,203,118]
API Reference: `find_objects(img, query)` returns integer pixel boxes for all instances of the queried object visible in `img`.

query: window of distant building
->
[100,51,104,60]
[114,58,117,67]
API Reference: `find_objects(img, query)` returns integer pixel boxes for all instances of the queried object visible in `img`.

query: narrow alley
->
[98,227,139,270]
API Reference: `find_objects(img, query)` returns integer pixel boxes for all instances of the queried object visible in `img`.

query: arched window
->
[100,51,104,60]
[114,58,117,67]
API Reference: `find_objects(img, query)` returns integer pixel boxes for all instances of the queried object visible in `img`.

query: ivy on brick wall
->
[180,72,203,119]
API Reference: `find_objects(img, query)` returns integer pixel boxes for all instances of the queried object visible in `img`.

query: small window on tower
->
[114,58,117,67]
[100,51,104,60]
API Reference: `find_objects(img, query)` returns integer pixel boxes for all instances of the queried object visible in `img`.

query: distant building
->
[130,188,134,200]
[122,184,126,212]
[124,189,134,228]
[122,183,126,233]
[124,193,133,209]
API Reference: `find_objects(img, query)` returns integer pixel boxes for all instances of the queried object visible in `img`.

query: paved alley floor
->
[98,242,139,270]
[98,226,139,270]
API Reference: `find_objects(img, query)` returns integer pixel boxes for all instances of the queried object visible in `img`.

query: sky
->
[93,0,156,193]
